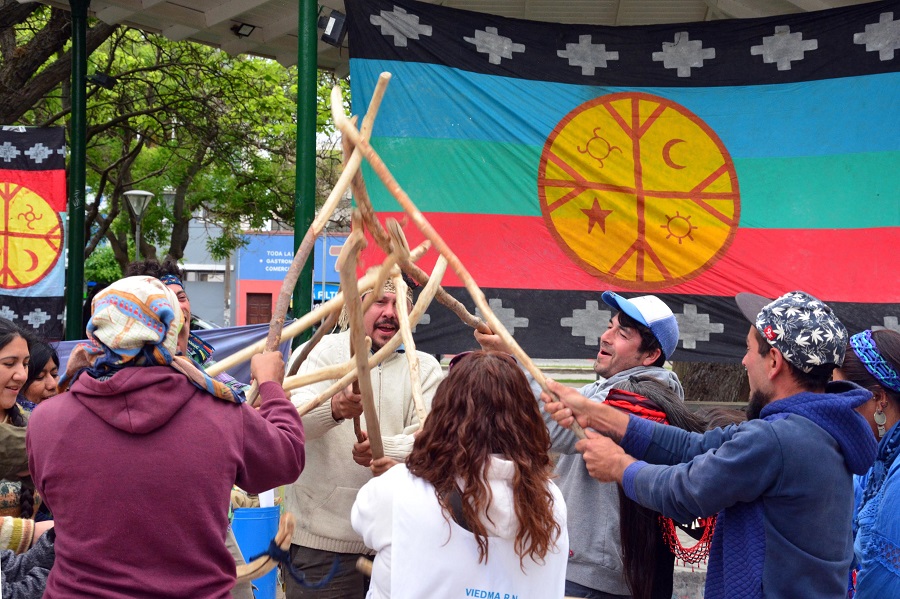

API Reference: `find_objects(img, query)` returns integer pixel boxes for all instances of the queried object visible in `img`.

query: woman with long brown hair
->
[351,350,567,598]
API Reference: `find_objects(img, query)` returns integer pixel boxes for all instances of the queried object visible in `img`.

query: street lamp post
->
[161,187,176,211]
[123,190,154,259]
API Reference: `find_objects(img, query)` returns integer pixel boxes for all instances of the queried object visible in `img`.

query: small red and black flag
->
[0,127,67,340]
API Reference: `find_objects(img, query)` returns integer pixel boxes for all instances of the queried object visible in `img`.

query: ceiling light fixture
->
[317,10,347,47]
[231,23,256,38]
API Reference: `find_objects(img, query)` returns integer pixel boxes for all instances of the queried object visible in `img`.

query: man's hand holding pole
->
[541,379,637,484]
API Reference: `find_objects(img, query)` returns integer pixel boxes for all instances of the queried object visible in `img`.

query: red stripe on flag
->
[359,213,898,303]
[0,169,66,212]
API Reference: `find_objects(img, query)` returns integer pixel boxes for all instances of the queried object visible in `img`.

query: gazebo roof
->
[24,0,872,72]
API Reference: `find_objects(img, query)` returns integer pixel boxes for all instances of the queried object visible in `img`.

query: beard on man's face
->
[746,388,773,420]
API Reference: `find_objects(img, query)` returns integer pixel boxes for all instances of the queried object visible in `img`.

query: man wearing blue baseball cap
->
[544,290,878,599]
[477,291,682,598]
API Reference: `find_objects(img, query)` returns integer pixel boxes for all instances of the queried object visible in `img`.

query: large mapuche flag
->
[347,0,900,361]
[0,127,66,340]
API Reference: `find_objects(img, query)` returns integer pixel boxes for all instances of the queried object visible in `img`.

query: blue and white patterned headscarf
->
[60,276,244,404]
[850,330,900,393]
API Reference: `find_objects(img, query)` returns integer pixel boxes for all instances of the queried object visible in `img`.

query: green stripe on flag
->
[735,153,900,228]
[366,137,900,229]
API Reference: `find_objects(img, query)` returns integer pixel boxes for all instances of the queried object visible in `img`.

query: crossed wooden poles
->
[207,72,586,460]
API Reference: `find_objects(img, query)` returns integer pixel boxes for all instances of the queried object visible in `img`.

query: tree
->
[0,2,116,123]
[2,5,351,271]
[83,242,122,285]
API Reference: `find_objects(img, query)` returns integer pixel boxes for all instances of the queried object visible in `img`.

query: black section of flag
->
[0,295,66,341]
[410,288,900,362]
[348,0,900,87]
[0,128,66,171]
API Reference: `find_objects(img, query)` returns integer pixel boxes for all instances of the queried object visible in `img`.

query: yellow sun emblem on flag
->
[538,92,740,290]
[0,182,63,289]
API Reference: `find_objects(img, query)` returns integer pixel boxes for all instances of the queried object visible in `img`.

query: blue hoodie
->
[620,381,877,599]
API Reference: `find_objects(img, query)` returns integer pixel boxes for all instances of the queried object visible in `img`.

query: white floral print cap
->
[736,290,848,372]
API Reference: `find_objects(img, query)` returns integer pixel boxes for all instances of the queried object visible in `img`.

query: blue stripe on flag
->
[352,59,900,159]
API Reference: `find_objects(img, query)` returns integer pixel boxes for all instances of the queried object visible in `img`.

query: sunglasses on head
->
[447,351,474,371]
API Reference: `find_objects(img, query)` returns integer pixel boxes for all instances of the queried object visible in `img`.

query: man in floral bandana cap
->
[738,290,850,420]
[541,290,877,599]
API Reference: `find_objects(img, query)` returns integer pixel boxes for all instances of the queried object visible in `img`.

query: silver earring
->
[874,404,887,438]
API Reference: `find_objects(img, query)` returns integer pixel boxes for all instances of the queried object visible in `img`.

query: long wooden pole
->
[298,255,448,417]
[333,84,586,440]
[262,75,393,354]
[393,272,427,424]
[206,241,430,377]
[338,231,384,459]
[337,90,491,336]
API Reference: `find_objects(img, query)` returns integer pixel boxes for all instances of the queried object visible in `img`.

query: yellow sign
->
[0,183,64,289]
[539,92,740,290]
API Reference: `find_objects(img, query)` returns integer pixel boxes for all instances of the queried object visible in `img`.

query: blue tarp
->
[56,322,293,387]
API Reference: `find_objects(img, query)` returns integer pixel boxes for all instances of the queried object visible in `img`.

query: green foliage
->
[5,11,351,268]
[84,243,122,285]
[206,229,248,262]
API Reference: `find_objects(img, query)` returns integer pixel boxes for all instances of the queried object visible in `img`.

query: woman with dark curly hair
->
[351,350,568,598]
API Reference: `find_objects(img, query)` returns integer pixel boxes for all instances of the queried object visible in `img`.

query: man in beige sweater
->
[284,279,443,599]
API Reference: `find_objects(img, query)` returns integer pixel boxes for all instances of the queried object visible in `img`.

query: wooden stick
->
[392,271,427,424]
[259,74,393,357]
[343,116,394,254]
[387,218,493,335]
[356,557,374,577]
[298,255,448,417]
[338,231,384,459]
[206,240,430,378]
[334,92,587,440]
[337,87,491,336]
[286,310,339,378]
[343,212,370,445]
[285,363,350,390]
[385,220,491,334]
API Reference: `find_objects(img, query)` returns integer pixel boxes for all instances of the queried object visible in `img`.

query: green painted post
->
[66,0,90,340]
[292,0,317,344]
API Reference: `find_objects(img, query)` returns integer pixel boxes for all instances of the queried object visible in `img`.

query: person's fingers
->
[584,428,602,439]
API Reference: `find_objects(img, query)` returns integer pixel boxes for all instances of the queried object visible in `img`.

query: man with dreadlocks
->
[283,277,443,599]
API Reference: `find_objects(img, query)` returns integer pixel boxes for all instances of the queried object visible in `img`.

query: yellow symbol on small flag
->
[0,182,64,289]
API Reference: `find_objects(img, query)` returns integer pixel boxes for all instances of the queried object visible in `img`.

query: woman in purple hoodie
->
[27,276,306,599]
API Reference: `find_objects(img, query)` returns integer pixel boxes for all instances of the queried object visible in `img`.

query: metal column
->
[292,0,317,343]
[65,0,90,340]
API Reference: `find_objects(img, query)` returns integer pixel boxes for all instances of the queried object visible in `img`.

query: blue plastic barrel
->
[231,506,281,599]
